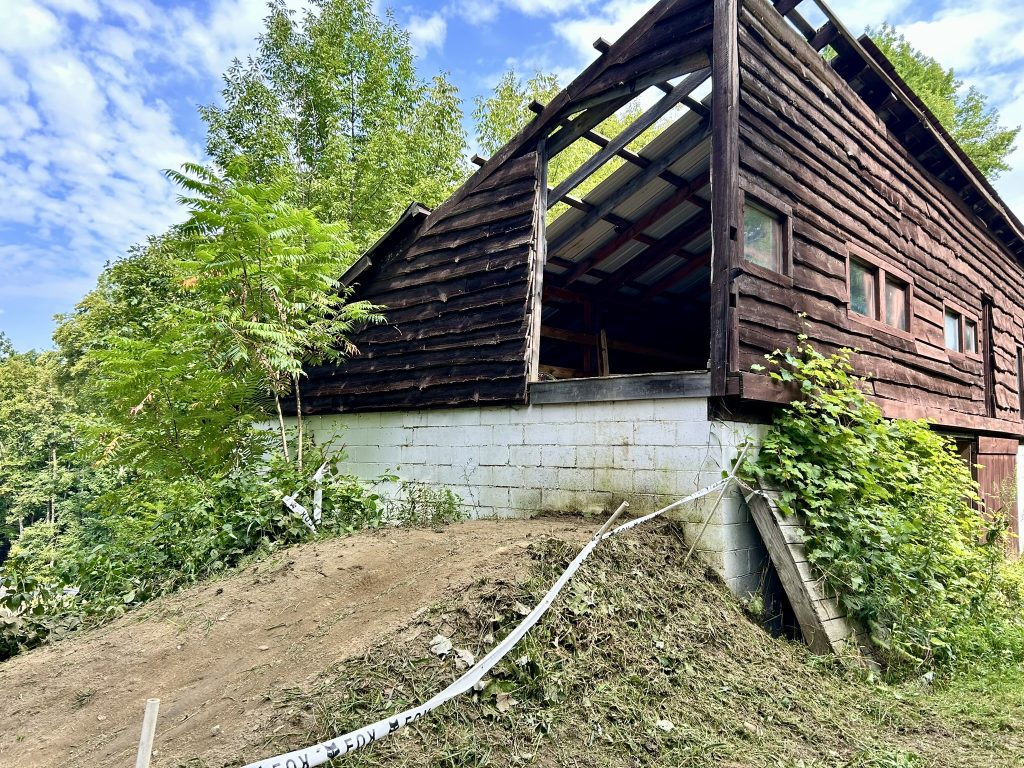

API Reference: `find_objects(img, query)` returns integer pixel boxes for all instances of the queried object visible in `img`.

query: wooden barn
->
[297,0,1024,595]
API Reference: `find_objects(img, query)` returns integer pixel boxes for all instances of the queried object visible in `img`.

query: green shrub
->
[744,342,1024,675]
[384,481,466,527]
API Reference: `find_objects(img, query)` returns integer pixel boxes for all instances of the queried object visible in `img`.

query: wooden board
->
[298,153,543,414]
[731,0,1024,436]
[744,483,870,658]
[529,371,711,404]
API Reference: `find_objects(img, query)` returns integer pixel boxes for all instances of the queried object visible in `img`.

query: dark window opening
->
[1018,346,1024,416]
[884,276,909,331]
[850,259,877,318]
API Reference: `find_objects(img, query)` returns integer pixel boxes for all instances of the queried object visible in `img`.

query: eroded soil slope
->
[0,518,592,768]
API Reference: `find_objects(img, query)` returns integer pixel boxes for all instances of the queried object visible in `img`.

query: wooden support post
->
[598,329,610,376]
[134,699,160,768]
[710,0,740,396]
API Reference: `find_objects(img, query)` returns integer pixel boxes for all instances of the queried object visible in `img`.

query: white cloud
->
[506,0,592,16]
[553,0,651,65]
[828,0,912,35]
[900,5,1020,73]
[408,12,448,56]
[0,0,274,313]
[444,0,500,26]
[0,2,63,53]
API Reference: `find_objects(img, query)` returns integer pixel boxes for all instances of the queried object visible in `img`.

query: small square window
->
[964,319,978,354]
[743,202,783,272]
[884,276,909,331]
[850,259,878,319]
[944,308,962,352]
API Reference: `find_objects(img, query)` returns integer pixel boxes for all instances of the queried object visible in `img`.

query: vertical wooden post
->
[709,0,740,395]
[527,143,549,384]
[134,698,160,768]
[983,295,996,418]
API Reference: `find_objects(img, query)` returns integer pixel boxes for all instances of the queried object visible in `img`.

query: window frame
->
[942,299,983,361]
[737,181,793,286]
[844,244,914,340]
[1017,345,1024,418]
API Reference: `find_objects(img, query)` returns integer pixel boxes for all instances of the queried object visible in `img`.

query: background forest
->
[0,0,1018,661]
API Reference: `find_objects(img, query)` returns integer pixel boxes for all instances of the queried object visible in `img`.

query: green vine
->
[744,341,1024,675]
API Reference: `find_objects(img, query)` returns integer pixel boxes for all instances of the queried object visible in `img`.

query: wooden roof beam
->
[568,51,711,114]
[529,100,681,182]
[592,37,711,118]
[549,67,711,206]
[773,0,804,14]
[598,209,712,295]
[559,172,711,285]
[546,122,712,255]
[639,249,711,301]
[577,128,693,190]
[808,20,838,51]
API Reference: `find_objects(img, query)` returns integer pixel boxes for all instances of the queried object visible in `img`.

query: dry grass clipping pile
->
[240,522,1021,768]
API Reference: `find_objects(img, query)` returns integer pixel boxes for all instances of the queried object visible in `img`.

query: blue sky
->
[1,0,1022,350]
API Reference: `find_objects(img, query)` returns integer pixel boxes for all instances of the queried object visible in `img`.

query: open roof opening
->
[535,66,714,381]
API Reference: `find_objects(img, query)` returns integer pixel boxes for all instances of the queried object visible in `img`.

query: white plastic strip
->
[283,495,317,533]
[241,476,732,768]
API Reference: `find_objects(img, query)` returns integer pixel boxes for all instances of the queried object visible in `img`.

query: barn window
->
[944,305,980,355]
[847,249,913,333]
[883,275,909,331]
[743,201,783,272]
[849,259,877,318]
[944,308,961,351]
[964,319,978,354]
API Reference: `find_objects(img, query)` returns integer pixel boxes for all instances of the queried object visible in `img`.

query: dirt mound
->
[3,517,1021,768]
[0,517,592,768]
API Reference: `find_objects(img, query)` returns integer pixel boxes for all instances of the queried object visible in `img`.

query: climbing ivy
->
[744,342,1024,675]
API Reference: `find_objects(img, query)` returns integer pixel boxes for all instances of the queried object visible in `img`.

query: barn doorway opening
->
[535,70,714,380]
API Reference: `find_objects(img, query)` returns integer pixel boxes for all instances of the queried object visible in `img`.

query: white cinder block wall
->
[304,399,768,596]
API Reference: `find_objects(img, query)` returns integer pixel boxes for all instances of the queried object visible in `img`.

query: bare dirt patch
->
[0,517,592,768]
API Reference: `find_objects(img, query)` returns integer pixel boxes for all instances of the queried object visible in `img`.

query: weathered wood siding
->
[732,0,1024,435]
[301,153,543,413]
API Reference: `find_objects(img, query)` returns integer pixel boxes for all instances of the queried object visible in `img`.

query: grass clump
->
[250,524,1023,768]
[744,342,1024,676]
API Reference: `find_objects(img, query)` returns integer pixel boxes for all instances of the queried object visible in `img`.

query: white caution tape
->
[241,475,733,768]
[283,495,318,533]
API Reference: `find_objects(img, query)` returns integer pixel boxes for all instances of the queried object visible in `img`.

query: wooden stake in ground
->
[134,698,160,768]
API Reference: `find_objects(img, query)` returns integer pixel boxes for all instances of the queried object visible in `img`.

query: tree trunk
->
[294,373,304,473]
[48,446,57,525]
[275,395,291,463]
